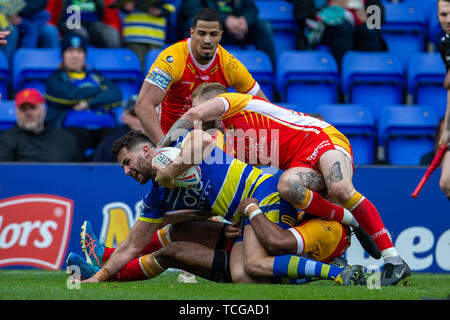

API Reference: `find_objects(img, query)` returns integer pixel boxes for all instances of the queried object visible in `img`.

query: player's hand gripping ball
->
[152,147,202,188]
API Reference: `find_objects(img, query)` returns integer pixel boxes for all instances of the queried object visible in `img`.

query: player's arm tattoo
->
[283,177,308,205]
[295,171,326,192]
[324,161,343,189]
[157,118,195,148]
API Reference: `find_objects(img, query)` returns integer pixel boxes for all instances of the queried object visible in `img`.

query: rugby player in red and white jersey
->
[156,82,411,286]
[134,8,267,145]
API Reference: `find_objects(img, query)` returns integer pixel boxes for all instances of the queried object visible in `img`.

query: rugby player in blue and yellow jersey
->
[80,129,362,285]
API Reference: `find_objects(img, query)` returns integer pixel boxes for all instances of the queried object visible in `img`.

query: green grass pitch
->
[0,269,449,300]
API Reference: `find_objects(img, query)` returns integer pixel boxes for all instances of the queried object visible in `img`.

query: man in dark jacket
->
[177,0,276,68]
[0,88,83,162]
[44,32,123,158]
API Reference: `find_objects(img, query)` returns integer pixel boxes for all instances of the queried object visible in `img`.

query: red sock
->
[344,191,394,252]
[109,257,149,282]
[102,229,165,264]
[296,189,345,223]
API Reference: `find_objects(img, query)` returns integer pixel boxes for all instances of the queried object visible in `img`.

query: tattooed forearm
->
[295,171,326,192]
[157,118,195,148]
[324,161,343,189]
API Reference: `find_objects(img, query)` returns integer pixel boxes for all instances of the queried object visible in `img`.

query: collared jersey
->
[215,93,350,169]
[138,130,297,229]
[145,38,260,133]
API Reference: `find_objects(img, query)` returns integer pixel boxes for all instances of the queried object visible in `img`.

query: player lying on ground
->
[69,210,360,285]
[75,129,363,285]
[157,82,410,285]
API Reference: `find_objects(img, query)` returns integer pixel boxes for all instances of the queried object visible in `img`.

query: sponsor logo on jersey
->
[147,67,172,90]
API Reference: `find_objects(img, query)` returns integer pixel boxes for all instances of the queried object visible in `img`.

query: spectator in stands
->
[177,0,276,68]
[17,0,59,49]
[0,88,83,162]
[92,94,143,162]
[110,0,175,70]
[50,0,121,48]
[292,0,386,67]
[44,32,123,158]
[0,0,25,64]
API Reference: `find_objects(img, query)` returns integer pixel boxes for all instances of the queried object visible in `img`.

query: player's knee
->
[277,176,307,204]
[328,182,354,204]
[154,242,183,267]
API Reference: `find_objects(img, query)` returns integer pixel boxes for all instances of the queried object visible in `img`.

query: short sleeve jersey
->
[137,130,297,229]
[145,38,260,133]
[215,93,332,169]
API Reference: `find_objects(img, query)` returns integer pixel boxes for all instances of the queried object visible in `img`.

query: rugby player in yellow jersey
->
[134,8,268,145]
[79,129,362,285]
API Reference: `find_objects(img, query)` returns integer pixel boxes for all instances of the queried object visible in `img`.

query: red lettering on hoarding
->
[0,194,73,270]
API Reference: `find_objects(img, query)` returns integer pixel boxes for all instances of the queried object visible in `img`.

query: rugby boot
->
[380,259,411,286]
[66,252,100,281]
[80,220,105,268]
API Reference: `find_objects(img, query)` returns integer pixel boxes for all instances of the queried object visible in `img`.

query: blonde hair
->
[192,82,228,102]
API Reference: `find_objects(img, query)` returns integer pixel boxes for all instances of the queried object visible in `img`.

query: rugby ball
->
[152,147,202,188]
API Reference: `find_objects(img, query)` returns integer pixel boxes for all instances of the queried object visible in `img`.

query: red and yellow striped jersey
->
[146,39,260,133]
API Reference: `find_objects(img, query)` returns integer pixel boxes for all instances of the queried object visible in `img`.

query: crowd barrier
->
[0,163,449,273]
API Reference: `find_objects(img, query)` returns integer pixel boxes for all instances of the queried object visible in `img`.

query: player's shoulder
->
[217,45,241,70]
[155,40,189,67]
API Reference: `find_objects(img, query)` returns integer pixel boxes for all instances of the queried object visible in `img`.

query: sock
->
[273,255,344,281]
[382,248,402,265]
[109,257,150,282]
[110,253,166,282]
[343,190,397,257]
[101,226,171,263]
[295,189,358,227]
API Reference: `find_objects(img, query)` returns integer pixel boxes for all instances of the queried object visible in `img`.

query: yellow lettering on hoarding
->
[100,202,134,248]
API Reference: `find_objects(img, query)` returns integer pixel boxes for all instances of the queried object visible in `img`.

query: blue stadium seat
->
[428,3,444,51]
[0,51,9,100]
[255,1,297,53]
[87,48,144,100]
[316,104,377,165]
[341,51,405,123]
[63,110,117,129]
[379,105,438,165]
[0,100,16,131]
[408,53,446,119]
[229,49,274,101]
[276,102,317,115]
[277,50,339,110]
[12,48,61,95]
[144,48,163,75]
[381,2,427,70]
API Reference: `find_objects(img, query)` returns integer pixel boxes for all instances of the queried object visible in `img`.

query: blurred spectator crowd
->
[0,0,446,166]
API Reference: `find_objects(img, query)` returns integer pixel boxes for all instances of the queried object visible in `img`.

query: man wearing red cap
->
[0,88,83,162]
